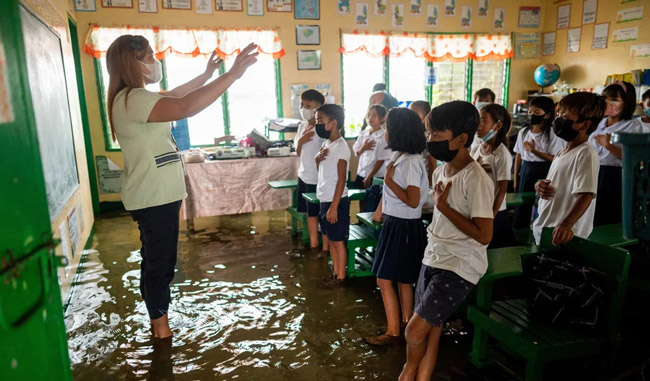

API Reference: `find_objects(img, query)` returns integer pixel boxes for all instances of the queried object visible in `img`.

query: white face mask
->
[300,107,315,121]
[141,59,162,83]
[475,101,490,111]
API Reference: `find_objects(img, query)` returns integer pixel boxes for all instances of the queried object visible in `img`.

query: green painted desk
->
[268,179,307,244]
[588,223,638,248]
[302,189,367,204]
[356,212,382,231]
[372,177,384,186]
[505,192,536,207]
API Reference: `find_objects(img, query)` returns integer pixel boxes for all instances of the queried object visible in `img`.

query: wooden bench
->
[268,179,309,245]
[301,188,367,204]
[505,192,537,207]
[467,228,630,381]
[346,224,377,278]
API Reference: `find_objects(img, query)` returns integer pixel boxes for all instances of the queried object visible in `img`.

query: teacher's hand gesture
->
[228,43,259,79]
[204,50,223,77]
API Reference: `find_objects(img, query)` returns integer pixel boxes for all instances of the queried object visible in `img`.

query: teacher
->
[106,35,258,339]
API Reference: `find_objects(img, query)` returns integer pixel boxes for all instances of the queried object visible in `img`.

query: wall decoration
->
[374,0,387,16]
[75,0,97,12]
[138,0,157,12]
[518,6,540,28]
[543,31,556,55]
[557,4,571,29]
[567,27,581,52]
[196,0,212,13]
[101,0,133,8]
[337,0,350,14]
[616,6,643,23]
[314,83,332,97]
[355,3,369,26]
[162,0,191,9]
[460,6,472,27]
[96,156,123,194]
[592,22,609,49]
[493,8,504,30]
[477,0,488,17]
[290,84,309,118]
[297,50,321,70]
[630,43,650,59]
[296,25,320,45]
[444,0,455,16]
[426,4,439,27]
[295,0,319,19]
[267,0,290,12]
[514,32,541,59]
[582,0,597,24]
[67,205,80,258]
[409,0,422,16]
[247,0,263,15]
[0,41,14,124]
[216,0,242,11]
[612,26,638,42]
[392,3,405,27]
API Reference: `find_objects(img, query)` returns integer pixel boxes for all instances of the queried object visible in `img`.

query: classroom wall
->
[71,0,546,202]
[540,0,650,89]
[20,0,95,301]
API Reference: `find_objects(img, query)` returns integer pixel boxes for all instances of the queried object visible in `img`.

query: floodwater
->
[65,210,476,380]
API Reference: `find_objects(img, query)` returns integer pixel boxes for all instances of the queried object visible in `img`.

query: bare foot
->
[151,314,173,339]
[398,364,417,381]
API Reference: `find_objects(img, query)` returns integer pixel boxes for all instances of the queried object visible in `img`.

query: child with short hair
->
[400,101,494,380]
[533,92,605,245]
[365,108,428,347]
[353,105,389,190]
[640,89,650,130]
[315,104,351,287]
[512,96,565,228]
[294,89,326,249]
[589,81,645,226]
[473,88,496,110]
[471,104,515,248]
[409,100,437,184]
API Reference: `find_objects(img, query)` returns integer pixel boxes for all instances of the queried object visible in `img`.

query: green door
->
[0,0,72,379]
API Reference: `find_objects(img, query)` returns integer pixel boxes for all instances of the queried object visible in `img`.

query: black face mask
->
[529,114,545,126]
[552,117,579,141]
[315,123,331,139]
[427,140,459,162]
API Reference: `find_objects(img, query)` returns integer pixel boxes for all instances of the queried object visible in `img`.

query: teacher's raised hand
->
[228,43,259,79]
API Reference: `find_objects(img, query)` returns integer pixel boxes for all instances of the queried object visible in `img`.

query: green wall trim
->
[275,59,283,118]
[219,64,231,135]
[63,224,95,313]
[93,58,120,152]
[503,58,511,107]
[466,58,473,103]
[339,31,345,105]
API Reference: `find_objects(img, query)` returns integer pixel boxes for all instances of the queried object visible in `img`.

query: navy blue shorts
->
[296,178,319,217]
[414,266,475,326]
[319,197,350,242]
[351,175,365,189]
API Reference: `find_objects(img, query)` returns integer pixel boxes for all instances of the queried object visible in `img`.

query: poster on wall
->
[375,0,387,16]
[409,0,422,16]
[247,0,263,15]
[514,32,541,59]
[268,0,291,12]
[314,83,332,97]
[295,0,319,19]
[355,3,369,26]
[518,6,541,28]
[96,156,123,194]
[67,205,80,259]
[493,8,505,30]
[477,0,488,17]
[543,31,556,55]
[460,6,472,28]
[75,0,97,12]
[297,50,321,70]
[567,27,581,52]
[616,6,643,23]
[0,42,14,125]
[296,25,320,45]
[196,0,212,13]
[162,0,191,9]
[630,43,650,59]
[290,84,308,118]
[138,0,158,12]
[557,4,571,29]
[612,26,638,43]
[216,0,242,11]
[582,0,597,24]
[337,0,350,15]
[392,3,405,27]
[444,0,455,16]
[592,22,609,49]
[426,4,439,27]
[102,0,133,8]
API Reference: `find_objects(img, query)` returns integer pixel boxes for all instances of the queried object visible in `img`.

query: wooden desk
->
[356,212,382,231]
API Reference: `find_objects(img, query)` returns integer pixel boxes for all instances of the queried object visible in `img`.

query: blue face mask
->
[479,129,496,143]
[644,107,650,117]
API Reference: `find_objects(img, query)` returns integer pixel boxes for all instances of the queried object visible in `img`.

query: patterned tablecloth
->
[181,156,299,219]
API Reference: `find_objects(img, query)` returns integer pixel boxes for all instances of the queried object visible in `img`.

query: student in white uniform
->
[294,90,326,250]
[512,96,565,228]
[315,104,351,288]
[533,92,605,245]
[471,104,515,248]
[641,89,650,130]
[469,88,496,152]
[365,108,428,347]
[589,81,645,226]
[409,100,437,185]
[401,101,494,381]
[353,105,389,189]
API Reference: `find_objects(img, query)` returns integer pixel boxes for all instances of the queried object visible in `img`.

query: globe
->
[534,64,561,88]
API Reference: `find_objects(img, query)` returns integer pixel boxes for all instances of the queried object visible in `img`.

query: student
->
[353,105,389,189]
[409,100,437,184]
[472,88,496,110]
[315,104,351,287]
[589,81,645,226]
[294,90,326,250]
[512,96,565,228]
[401,101,494,380]
[640,89,650,130]
[365,108,428,347]
[471,104,515,248]
[533,92,605,245]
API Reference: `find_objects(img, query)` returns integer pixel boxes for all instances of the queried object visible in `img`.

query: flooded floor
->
[65,210,649,380]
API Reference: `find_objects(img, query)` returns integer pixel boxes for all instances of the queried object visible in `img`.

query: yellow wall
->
[20,0,95,300]
[540,0,650,89]
[72,0,546,202]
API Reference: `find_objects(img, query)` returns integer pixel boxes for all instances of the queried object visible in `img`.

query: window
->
[431,61,468,106]
[342,52,384,135]
[389,51,427,103]
[471,60,506,104]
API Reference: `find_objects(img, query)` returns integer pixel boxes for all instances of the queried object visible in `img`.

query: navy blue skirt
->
[372,215,426,284]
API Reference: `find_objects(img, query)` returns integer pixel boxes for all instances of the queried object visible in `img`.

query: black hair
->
[426,101,479,147]
[523,96,555,140]
[473,88,496,103]
[603,81,636,120]
[481,104,511,151]
[386,108,426,154]
[368,104,388,119]
[558,92,606,135]
[316,104,345,131]
[372,83,387,92]
[642,89,650,103]
[300,89,325,105]
[410,100,431,116]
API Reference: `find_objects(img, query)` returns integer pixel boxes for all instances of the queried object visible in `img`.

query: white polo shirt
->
[294,120,326,185]
[470,143,513,212]
[513,128,566,162]
[588,118,645,167]
[382,152,429,219]
[353,127,386,178]
[372,133,391,177]
[316,137,350,202]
